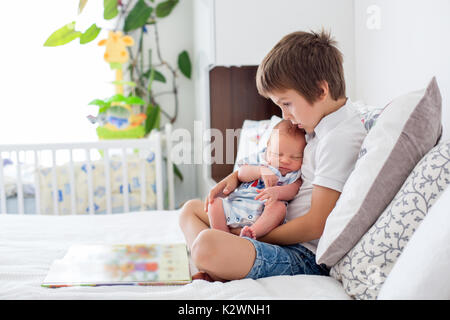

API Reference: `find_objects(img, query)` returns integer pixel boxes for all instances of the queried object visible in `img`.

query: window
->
[0,1,114,144]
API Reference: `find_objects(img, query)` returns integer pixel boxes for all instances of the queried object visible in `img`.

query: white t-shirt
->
[286,98,366,253]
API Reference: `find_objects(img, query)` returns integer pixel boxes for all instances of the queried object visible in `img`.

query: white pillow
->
[378,183,450,300]
[316,77,443,267]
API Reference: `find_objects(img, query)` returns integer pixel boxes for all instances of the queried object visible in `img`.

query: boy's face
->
[268,89,323,134]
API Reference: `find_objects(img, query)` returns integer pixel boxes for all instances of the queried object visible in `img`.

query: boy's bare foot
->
[240,226,256,239]
[191,271,229,283]
[191,271,215,282]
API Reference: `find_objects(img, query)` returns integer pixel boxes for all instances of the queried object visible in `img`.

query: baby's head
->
[266,120,306,176]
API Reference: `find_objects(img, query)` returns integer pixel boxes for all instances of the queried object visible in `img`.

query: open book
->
[42,243,191,287]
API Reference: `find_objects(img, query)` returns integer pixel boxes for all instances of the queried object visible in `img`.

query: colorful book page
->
[42,243,191,287]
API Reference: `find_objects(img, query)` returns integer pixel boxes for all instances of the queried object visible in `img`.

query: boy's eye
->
[282,103,291,107]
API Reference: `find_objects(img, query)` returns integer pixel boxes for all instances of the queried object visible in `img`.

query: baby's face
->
[266,133,305,176]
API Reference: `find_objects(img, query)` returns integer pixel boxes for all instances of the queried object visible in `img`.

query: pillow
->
[352,100,385,132]
[316,77,443,267]
[234,115,282,171]
[378,177,450,300]
[330,140,450,299]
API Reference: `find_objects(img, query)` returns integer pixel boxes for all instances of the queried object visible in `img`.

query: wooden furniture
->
[209,66,281,182]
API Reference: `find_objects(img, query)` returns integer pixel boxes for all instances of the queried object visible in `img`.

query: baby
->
[207,120,306,239]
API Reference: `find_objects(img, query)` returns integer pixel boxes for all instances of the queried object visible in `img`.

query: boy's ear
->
[317,81,329,101]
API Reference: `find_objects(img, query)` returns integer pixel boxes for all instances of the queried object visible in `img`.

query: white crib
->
[0,124,175,215]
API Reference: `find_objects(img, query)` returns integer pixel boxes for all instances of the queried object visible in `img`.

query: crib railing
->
[0,124,175,215]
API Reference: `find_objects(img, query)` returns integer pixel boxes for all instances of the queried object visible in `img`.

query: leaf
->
[145,104,161,134]
[124,96,146,105]
[78,0,89,14]
[80,24,101,44]
[124,0,153,32]
[103,0,119,20]
[106,94,127,104]
[155,0,179,18]
[178,50,191,79]
[173,163,183,181]
[143,68,166,83]
[88,99,108,107]
[43,22,82,47]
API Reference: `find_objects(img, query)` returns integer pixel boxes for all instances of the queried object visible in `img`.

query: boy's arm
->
[237,165,261,182]
[258,184,341,244]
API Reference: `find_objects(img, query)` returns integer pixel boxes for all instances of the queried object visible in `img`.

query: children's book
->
[42,243,191,288]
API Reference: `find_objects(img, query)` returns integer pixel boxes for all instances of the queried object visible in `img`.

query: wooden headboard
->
[209,66,281,182]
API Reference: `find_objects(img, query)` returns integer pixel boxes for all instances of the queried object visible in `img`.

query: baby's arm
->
[255,178,302,204]
[237,165,261,182]
[276,178,303,201]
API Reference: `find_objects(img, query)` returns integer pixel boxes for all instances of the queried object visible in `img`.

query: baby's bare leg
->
[240,201,286,239]
[207,198,230,233]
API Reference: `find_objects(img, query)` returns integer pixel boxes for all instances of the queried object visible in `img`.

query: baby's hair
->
[268,120,306,145]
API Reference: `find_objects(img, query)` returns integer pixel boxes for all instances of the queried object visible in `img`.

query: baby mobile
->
[90,30,148,139]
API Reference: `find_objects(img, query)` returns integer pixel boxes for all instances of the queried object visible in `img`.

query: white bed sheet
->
[0,210,350,300]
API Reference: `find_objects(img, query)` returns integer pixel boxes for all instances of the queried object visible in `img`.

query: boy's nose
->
[281,110,292,121]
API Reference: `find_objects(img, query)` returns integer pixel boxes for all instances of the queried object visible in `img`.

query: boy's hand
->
[204,171,239,212]
[255,186,280,206]
[260,166,278,187]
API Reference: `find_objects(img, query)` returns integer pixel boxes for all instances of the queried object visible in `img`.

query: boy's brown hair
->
[256,29,346,104]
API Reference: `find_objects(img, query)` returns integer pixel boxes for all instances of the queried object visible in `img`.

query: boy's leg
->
[179,199,210,250]
[179,199,256,281]
[241,201,286,239]
[207,198,230,233]
[191,228,256,281]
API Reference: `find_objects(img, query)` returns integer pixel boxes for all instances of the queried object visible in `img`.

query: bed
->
[0,67,377,300]
[0,209,350,300]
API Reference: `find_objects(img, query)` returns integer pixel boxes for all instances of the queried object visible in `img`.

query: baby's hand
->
[255,187,280,206]
[260,166,278,187]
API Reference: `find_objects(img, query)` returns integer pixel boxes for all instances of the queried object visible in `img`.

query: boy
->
[179,30,366,281]
[208,120,306,239]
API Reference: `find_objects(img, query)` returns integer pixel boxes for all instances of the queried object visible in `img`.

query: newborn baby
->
[208,120,306,239]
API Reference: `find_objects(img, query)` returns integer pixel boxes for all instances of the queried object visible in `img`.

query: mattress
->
[0,210,350,300]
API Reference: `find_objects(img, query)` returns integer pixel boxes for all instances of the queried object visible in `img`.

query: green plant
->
[44,0,187,183]
[44,0,191,135]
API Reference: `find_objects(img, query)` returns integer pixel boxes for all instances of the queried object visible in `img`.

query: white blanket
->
[0,211,350,300]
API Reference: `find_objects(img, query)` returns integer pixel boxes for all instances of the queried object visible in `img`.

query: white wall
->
[214,0,356,99]
[142,0,197,207]
[354,0,450,140]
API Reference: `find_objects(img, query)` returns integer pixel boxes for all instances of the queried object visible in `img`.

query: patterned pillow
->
[353,100,384,132]
[330,140,450,300]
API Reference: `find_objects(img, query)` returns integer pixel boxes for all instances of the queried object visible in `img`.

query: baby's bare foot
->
[240,226,256,239]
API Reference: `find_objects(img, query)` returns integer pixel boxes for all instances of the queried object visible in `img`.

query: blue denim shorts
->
[243,237,330,279]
